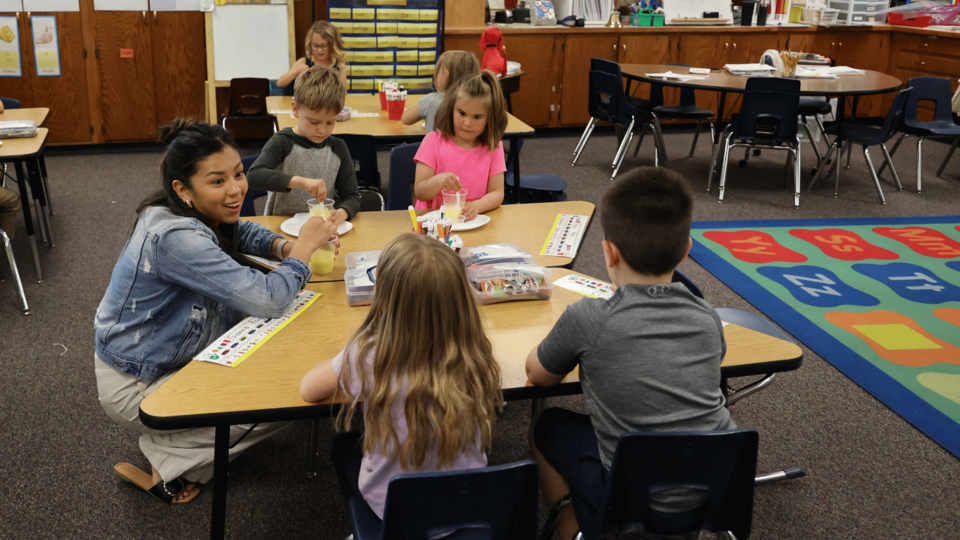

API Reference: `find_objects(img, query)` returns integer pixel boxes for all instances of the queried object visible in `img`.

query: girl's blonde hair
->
[434,50,480,92]
[434,70,507,152]
[305,21,348,68]
[336,233,503,471]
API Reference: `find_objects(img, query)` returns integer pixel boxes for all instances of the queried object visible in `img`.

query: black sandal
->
[114,463,200,504]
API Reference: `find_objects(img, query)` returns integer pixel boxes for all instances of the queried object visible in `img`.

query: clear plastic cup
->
[307,197,335,220]
[310,235,338,275]
[441,189,468,223]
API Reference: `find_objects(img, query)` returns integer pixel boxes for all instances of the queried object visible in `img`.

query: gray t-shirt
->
[418,92,444,133]
[538,282,736,469]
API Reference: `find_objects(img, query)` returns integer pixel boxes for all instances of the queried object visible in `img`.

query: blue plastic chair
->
[505,138,568,203]
[0,97,20,109]
[540,429,759,540]
[338,134,385,211]
[877,77,960,192]
[572,59,662,180]
[645,64,716,160]
[715,78,802,208]
[240,154,267,217]
[808,88,912,205]
[386,142,420,211]
[348,460,539,540]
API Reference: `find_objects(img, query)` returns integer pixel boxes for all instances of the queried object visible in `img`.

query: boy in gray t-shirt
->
[526,167,735,540]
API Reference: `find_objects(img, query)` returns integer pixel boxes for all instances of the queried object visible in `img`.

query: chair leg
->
[1,230,30,315]
[652,115,668,162]
[877,133,909,176]
[834,141,848,198]
[707,119,717,159]
[612,129,635,181]
[808,140,839,192]
[38,156,53,216]
[801,121,823,173]
[862,146,886,205]
[936,137,959,178]
[707,125,731,193]
[794,140,802,209]
[916,136,924,193]
[611,118,635,171]
[742,146,751,165]
[572,117,597,165]
[305,419,320,478]
[845,141,853,168]
[539,495,573,540]
[718,140,733,203]
[690,119,703,157]
[880,143,903,192]
[632,122,648,158]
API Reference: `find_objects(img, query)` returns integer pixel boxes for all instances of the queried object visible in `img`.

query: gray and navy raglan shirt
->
[247,128,361,218]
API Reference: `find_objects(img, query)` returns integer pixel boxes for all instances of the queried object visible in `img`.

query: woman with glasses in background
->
[277,21,349,95]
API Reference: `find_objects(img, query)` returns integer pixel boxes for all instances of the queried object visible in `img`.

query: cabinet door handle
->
[622,44,625,53]
[838,42,842,51]
[733,43,737,51]
[920,61,926,66]
[831,42,835,51]
[153,10,157,21]
[724,43,729,50]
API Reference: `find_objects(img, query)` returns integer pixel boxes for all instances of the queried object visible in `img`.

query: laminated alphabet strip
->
[194,289,320,368]
[540,214,590,258]
[553,273,614,300]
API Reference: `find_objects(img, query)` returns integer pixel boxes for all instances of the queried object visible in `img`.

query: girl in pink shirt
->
[299,234,503,520]
[413,71,508,221]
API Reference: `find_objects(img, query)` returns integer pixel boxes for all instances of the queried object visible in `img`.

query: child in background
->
[248,66,360,222]
[277,21,348,95]
[401,50,480,133]
[412,71,507,221]
[525,167,735,540]
[300,233,503,519]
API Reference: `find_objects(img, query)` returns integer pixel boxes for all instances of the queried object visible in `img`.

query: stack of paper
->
[645,71,707,82]
[507,61,521,75]
[724,64,776,76]
[794,67,839,79]
[821,66,866,76]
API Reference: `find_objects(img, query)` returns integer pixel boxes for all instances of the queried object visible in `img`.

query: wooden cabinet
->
[889,32,960,123]
[815,32,889,116]
[559,35,619,126]
[94,11,157,141]
[618,34,676,102]
[151,12,206,126]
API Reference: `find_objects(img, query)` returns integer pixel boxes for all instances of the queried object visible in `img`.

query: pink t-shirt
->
[413,131,507,210]
[333,343,488,519]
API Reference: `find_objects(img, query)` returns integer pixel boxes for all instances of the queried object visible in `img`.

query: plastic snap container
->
[466,262,554,305]
[344,251,381,307]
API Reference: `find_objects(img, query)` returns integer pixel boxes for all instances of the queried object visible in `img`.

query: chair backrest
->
[877,87,913,143]
[380,460,539,540]
[591,429,759,540]
[0,97,21,110]
[387,141,420,210]
[672,269,704,299]
[228,78,270,117]
[240,154,267,217]
[649,63,697,108]
[338,134,382,191]
[905,76,955,128]
[588,70,630,126]
[732,78,800,145]
[590,57,620,75]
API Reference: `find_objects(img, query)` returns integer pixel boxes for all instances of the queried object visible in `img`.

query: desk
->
[0,108,50,125]
[140,267,802,539]
[244,201,595,282]
[0,128,52,282]
[266,94,538,203]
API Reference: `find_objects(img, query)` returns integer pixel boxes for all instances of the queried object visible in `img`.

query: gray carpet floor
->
[2,126,959,539]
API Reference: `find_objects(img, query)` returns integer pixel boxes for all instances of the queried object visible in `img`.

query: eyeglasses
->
[310,43,330,51]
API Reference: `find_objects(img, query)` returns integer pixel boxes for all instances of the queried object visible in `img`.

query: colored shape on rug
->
[691,216,960,459]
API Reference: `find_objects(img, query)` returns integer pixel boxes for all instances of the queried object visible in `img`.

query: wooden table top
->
[140,267,803,428]
[620,64,903,97]
[0,128,49,159]
[267,94,536,137]
[0,107,49,126]
[245,201,596,282]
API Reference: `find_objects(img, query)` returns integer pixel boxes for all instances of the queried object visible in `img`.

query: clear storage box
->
[828,0,887,23]
[466,262,554,305]
[459,243,535,267]
[344,251,380,307]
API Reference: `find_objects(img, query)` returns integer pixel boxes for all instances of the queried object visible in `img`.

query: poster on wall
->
[93,0,149,10]
[0,0,24,11]
[0,16,22,77]
[22,0,80,11]
[149,0,203,11]
[31,16,60,77]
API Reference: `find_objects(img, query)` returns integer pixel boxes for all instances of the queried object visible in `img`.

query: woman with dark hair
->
[94,120,337,503]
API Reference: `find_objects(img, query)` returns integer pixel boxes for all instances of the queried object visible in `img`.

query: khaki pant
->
[95,355,289,484]
[0,185,19,240]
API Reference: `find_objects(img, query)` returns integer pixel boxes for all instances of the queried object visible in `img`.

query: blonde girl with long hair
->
[401,50,480,132]
[300,233,503,518]
[277,21,348,94]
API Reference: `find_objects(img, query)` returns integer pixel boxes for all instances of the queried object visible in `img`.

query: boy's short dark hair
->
[601,167,693,276]
[294,65,346,113]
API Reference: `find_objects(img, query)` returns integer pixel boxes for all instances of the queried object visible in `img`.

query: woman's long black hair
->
[137,120,241,256]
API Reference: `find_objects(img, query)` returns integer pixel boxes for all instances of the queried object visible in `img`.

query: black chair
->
[878,76,960,192]
[572,59,663,180]
[240,154,267,217]
[715,78,802,208]
[540,429,759,540]
[808,88,911,205]
[222,78,277,139]
[348,460,539,540]
[386,142,420,211]
[505,138,567,203]
[644,63,716,161]
[338,134,385,212]
[0,97,20,109]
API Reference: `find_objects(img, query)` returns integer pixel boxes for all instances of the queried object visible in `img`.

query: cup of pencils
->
[780,51,802,78]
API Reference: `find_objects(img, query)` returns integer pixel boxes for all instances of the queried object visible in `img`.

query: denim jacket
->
[95,206,312,383]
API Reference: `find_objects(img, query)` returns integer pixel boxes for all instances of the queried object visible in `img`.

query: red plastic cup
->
[388,98,404,121]
[379,90,387,111]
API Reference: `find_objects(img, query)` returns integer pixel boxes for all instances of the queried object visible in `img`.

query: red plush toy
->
[478,27,507,77]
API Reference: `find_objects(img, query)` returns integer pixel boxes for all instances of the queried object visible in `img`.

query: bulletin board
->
[328,0,444,93]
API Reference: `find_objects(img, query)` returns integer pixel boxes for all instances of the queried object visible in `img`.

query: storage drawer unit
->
[828,1,888,23]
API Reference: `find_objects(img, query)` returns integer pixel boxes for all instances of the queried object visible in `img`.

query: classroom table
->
[244,200,595,282]
[139,267,803,539]
[265,94,538,203]
[0,107,49,125]
[0,128,53,282]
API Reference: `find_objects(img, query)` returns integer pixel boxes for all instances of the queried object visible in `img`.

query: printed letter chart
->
[553,273,614,300]
[541,214,589,258]
[195,290,320,368]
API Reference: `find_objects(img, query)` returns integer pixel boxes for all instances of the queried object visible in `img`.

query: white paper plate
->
[422,210,491,231]
[279,213,354,237]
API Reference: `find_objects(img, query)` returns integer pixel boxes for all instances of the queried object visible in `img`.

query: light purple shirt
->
[333,344,488,518]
